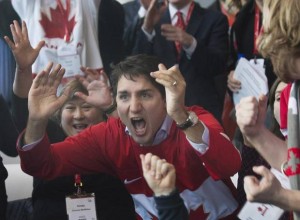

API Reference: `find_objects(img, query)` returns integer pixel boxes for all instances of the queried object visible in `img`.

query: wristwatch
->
[176,111,199,130]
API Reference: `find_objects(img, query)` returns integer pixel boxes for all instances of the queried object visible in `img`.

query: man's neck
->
[170,0,192,10]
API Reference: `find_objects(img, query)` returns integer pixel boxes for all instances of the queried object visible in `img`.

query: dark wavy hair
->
[110,54,165,99]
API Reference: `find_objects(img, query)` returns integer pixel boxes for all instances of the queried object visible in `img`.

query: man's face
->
[116,75,167,146]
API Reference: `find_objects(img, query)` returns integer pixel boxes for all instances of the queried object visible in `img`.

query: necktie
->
[175,11,186,57]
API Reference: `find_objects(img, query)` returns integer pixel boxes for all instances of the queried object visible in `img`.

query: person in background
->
[123,0,151,56]
[0,0,20,106]
[239,78,290,219]
[226,0,279,206]
[140,153,188,220]
[132,0,229,123]
[98,0,125,75]
[236,0,300,215]
[0,95,19,220]
[11,0,125,84]
[5,20,135,220]
[16,53,241,219]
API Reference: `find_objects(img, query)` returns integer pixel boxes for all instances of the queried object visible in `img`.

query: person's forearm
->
[24,117,48,145]
[172,110,204,144]
[274,188,300,212]
[13,67,33,98]
[247,127,287,171]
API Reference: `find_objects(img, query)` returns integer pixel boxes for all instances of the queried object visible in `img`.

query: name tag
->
[57,44,82,78]
[66,194,97,220]
[238,202,284,220]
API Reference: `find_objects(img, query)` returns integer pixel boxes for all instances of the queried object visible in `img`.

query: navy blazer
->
[133,2,229,122]
[98,0,125,75]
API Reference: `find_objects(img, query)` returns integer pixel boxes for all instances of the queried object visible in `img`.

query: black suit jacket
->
[98,0,125,75]
[122,0,144,56]
[229,0,276,91]
[133,3,229,122]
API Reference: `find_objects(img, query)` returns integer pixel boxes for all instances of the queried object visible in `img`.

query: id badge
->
[238,202,284,220]
[66,193,97,220]
[57,44,82,78]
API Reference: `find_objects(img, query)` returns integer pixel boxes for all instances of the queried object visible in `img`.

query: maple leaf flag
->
[39,4,76,41]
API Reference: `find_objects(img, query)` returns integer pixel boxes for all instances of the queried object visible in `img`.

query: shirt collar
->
[138,6,146,18]
[169,2,192,22]
[125,115,173,146]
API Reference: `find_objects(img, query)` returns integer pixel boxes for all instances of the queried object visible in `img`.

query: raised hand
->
[28,63,68,121]
[244,166,283,204]
[140,153,176,196]
[236,95,268,139]
[4,20,44,71]
[150,64,186,119]
[143,0,167,33]
[75,68,113,110]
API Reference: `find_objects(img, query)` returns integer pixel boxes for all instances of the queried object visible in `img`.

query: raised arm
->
[24,64,69,144]
[150,64,205,144]
[140,153,188,220]
[75,68,118,118]
[236,95,287,170]
[4,20,44,98]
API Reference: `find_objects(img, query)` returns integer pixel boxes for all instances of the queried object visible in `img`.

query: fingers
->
[33,62,65,90]
[258,94,268,121]
[236,96,259,126]
[227,71,241,92]
[243,175,260,201]
[35,40,45,53]
[151,64,184,88]
[161,24,185,42]
[74,90,89,103]
[11,20,20,43]
[252,165,271,178]
[3,36,15,50]
[141,153,170,179]
[81,67,100,80]
[21,21,29,41]
[50,64,65,89]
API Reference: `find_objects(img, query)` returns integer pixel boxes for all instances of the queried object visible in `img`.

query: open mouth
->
[131,117,146,136]
[73,124,88,130]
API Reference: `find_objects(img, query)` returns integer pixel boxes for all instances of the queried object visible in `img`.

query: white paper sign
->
[233,58,268,105]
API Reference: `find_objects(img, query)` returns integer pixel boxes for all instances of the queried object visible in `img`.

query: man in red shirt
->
[17,54,241,219]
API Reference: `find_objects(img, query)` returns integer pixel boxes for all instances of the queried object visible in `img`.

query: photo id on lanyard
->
[66,174,97,220]
[57,43,82,78]
[66,194,97,220]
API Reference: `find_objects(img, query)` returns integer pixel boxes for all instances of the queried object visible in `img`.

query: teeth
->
[73,124,88,129]
[132,117,142,121]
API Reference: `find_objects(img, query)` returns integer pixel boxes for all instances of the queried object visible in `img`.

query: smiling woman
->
[54,79,105,137]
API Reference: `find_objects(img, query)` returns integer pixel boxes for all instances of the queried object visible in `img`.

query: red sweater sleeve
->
[189,106,241,180]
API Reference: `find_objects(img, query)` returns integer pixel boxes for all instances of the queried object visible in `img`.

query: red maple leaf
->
[39,5,76,39]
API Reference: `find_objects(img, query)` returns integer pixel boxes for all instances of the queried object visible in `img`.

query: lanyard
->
[185,2,195,28]
[74,174,83,195]
[253,3,262,55]
[57,0,71,42]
